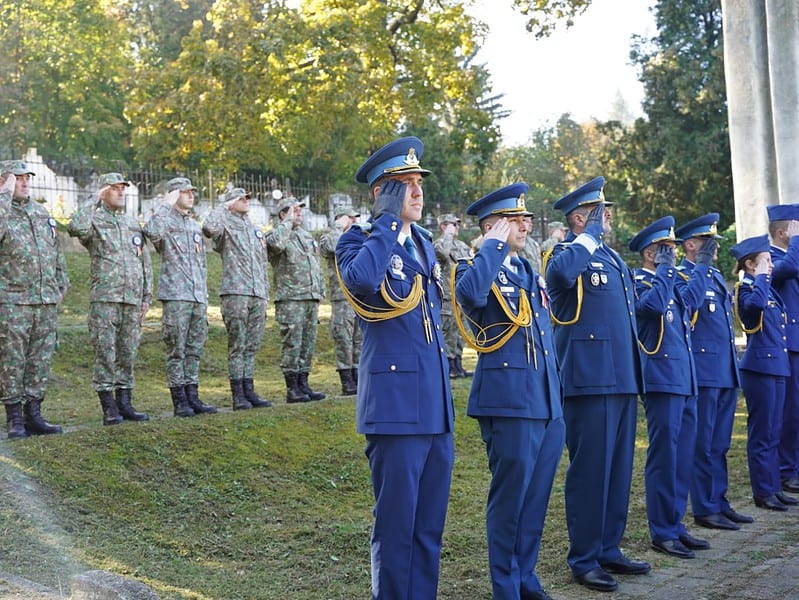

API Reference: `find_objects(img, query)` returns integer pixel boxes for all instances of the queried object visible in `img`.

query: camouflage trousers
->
[88,301,142,392]
[0,303,57,403]
[221,294,267,380]
[441,300,465,359]
[274,299,319,374]
[329,299,361,370]
[161,300,208,387]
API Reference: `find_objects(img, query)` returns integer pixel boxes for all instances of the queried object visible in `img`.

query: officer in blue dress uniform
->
[731,234,798,511]
[453,183,564,600]
[544,177,648,593]
[335,137,454,600]
[766,204,799,493]
[629,216,709,559]
[675,214,753,530]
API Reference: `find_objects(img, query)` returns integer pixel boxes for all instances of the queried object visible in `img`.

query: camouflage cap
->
[277,197,306,214]
[1,160,35,177]
[437,213,461,226]
[98,172,130,187]
[166,177,197,192]
[224,187,250,203]
[335,206,360,218]
[548,220,566,231]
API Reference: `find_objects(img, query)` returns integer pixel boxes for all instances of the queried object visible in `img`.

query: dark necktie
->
[403,236,418,261]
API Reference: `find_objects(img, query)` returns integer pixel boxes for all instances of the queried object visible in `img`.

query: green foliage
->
[604,0,733,228]
[511,0,592,38]
[0,0,132,162]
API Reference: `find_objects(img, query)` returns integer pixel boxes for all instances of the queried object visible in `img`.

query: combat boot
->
[5,402,28,439]
[23,397,63,435]
[114,389,149,421]
[242,378,272,408]
[297,372,325,401]
[448,357,460,379]
[230,379,253,410]
[98,390,123,426]
[285,372,311,403]
[170,386,195,417]
[454,355,473,378]
[337,369,357,396]
[184,383,218,414]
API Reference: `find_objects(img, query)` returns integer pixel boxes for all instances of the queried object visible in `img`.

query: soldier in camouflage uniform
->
[433,213,473,379]
[319,206,362,395]
[0,160,69,439]
[264,197,326,403]
[67,173,153,425]
[202,188,272,410]
[144,177,217,417]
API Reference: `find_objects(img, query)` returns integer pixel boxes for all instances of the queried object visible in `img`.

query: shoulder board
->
[352,222,372,234]
[414,225,433,241]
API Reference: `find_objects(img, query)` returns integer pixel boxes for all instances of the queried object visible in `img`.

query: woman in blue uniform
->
[732,234,797,510]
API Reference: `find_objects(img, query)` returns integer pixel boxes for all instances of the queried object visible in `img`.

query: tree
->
[608,0,731,228]
[0,0,132,162]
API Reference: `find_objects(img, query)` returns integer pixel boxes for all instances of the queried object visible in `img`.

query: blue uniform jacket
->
[545,234,644,397]
[676,259,740,389]
[454,238,562,420]
[335,214,454,435]
[633,266,698,396]
[770,239,799,352]
[737,273,790,377]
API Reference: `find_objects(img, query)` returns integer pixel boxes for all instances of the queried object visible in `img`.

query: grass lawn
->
[0,245,754,599]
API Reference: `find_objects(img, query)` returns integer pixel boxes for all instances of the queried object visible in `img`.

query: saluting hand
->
[695,237,718,265]
[654,244,676,268]
[1,173,16,195]
[163,189,180,207]
[482,217,511,244]
[754,254,772,277]
[372,179,406,220]
[585,204,606,240]
[786,220,799,239]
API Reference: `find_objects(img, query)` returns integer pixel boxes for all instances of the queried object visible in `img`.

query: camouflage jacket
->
[202,205,269,300]
[0,193,69,305]
[67,201,153,305]
[434,233,471,301]
[264,220,325,302]
[319,227,344,301]
[144,204,208,303]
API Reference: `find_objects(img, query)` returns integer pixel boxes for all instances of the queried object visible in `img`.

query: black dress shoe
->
[679,532,710,550]
[782,477,799,493]
[754,495,789,511]
[600,555,651,575]
[652,539,695,559]
[694,513,740,530]
[521,590,554,600]
[722,507,754,524]
[776,491,799,505]
[574,567,618,592]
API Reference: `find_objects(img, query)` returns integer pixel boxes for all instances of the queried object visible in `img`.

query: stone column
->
[722,0,799,239]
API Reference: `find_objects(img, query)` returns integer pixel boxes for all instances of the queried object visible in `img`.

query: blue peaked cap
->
[553,176,612,215]
[767,204,799,222]
[730,234,770,260]
[355,136,432,186]
[467,183,532,221]
[628,216,680,253]
[675,213,721,240]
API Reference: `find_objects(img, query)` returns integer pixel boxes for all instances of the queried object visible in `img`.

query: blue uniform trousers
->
[643,392,696,542]
[478,416,565,600]
[741,370,786,498]
[779,351,799,480]
[564,394,637,576]
[365,433,454,600]
[691,386,739,516]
